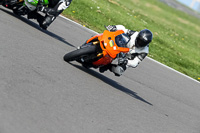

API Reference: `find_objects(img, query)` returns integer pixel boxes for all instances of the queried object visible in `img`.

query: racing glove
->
[127,30,136,36]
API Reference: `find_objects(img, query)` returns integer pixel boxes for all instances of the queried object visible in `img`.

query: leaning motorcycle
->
[63,29,130,71]
[0,0,48,15]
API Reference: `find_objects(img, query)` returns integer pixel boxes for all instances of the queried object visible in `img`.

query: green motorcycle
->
[0,0,49,15]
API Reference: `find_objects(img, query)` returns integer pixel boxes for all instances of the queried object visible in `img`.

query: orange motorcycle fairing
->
[86,34,103,44]
[92,30,130,66]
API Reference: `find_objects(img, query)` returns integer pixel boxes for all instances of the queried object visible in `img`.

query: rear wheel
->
[63,45,97,62]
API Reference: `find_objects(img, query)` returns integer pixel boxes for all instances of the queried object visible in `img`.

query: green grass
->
[62,0,200,81]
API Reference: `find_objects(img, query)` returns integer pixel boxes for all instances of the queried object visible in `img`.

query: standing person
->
[28,0,72,30]
[99,25,153,76]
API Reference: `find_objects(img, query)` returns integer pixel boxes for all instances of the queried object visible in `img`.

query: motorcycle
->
[63,29,130,72]
[0,0,48,15]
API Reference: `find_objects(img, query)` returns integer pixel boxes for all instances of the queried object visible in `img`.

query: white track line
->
[59,15,200,84]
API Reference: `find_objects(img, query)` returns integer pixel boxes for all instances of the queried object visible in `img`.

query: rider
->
[27,0,72,30]
[99,25,153,76]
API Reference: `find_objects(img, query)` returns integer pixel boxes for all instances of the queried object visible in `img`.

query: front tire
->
[63,45,97,62]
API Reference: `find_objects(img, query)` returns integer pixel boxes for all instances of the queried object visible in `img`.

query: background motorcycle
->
[63,30,130,71]
[0,0,48,15]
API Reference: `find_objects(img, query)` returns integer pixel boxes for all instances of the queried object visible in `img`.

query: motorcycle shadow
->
[69,63,153,106]
[0,7,76,48]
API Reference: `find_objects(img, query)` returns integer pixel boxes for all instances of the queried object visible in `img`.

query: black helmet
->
[135,29,153,47]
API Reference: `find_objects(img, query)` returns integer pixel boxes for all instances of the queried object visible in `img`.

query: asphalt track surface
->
[0,6,200,133]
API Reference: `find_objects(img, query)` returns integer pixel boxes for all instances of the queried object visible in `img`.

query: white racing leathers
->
[35,0,72,29]
[111,25,149,76]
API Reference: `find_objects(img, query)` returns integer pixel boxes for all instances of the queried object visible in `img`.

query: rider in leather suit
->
[28,0,72,30]
[99,25,153,76]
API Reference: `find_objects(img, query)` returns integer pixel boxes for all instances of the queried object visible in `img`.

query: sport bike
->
[63,30,130,70]
[0,0,48,15]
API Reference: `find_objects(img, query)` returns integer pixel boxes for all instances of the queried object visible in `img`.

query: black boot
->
[36,14,46,29]
[99,64,112,73]
[38,15,55,30]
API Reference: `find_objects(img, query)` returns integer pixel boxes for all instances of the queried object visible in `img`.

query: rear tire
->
[63,45,97,62]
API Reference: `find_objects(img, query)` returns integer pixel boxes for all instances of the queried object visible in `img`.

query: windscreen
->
[115,33,130,48]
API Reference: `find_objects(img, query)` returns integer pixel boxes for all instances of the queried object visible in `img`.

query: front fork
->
[78,41,102,63]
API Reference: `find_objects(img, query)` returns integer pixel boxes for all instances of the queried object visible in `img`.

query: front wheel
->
[63,45,97,62]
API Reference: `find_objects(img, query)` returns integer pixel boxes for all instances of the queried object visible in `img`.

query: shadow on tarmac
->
[70,63,153,106]
[1,6,153,106]
[0,7,76,48]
